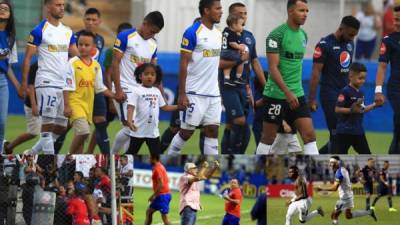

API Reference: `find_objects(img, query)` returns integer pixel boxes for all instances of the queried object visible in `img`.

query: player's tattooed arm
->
[375,62,387,106]
[308,63,324,112]
[19,45,37,98]
[111,49,126,103]
[178,51,191,109]
[267,53,299,109]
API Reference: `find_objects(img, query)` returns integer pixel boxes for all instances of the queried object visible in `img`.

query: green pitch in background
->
[134,188,258,225]
[268,195,400,225]
[4,115,392,154]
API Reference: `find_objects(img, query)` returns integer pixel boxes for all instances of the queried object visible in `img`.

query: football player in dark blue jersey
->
[375,5,400,154]
[371,161,397,212]
[308,16,360,154]
[219,2,266,154]
[359,158,376,210]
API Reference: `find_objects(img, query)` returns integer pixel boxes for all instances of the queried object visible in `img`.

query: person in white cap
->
[316,156,377,225]
[179,160,219,225]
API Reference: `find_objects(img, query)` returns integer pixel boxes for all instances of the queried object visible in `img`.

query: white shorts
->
[36,87,66,123]
[24,105,42,136]
[72,118,91,136]
[271,133,302,154]
[180,95,222,129]
[335,197,354,211]
[286,198,312,222]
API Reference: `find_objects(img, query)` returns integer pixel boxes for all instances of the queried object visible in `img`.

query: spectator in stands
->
[73,171,85,183]
[54,185,72,225]
[67,182,91,225]
[95,167,112,223]
[0,1,18,154]
[383,0,395,36]
[119,155,133,197]
[59,155,76,186]
[354,1,382,60]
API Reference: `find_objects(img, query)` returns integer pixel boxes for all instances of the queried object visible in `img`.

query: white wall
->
[141,0,383,58]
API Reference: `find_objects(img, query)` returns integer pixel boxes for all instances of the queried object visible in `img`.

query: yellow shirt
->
[64,56,106,123]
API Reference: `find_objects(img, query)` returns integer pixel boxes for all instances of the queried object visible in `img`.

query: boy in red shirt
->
[145,154,172,225]
[222,179,243,225]
[67,182,91,225]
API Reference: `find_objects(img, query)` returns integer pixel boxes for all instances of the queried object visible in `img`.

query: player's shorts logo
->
[339,51,350,68]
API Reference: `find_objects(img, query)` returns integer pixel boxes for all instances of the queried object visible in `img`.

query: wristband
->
[375,86,382,93]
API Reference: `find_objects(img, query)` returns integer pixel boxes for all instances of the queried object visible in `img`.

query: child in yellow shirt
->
[64,31,114,153]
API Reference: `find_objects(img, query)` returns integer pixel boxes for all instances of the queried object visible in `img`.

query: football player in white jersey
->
[316,156,377,225]
[167,0,223,155]
[19,0,78,155]
[110,11,164,153]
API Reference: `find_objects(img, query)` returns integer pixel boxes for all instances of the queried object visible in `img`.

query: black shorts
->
[363,183,373,194]
[93,93,107,117]
[262,96,311,125]
[378,185,390,196]
[127,137,161,154]
[333,133,371,154]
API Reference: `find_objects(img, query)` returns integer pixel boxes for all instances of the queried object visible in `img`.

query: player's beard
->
[0,18,8,23]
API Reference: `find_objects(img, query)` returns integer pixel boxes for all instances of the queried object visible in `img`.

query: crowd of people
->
[0,154,133,225]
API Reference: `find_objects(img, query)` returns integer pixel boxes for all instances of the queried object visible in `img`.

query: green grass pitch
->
[134,187,258,225]
[4,115,392,154]
[267,194,400,225]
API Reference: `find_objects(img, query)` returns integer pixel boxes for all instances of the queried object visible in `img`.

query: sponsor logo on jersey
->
[202,49,221,57]
[339,51,351,68]
[130,54,151,64]
[313,46,322,58]
[79,79,94,88]
[48,44,68,52]
[181,37,189,47]
[268,39,278,49]
[114,39,121,48]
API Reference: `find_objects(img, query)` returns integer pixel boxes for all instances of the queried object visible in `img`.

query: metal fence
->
[0,154,134,225]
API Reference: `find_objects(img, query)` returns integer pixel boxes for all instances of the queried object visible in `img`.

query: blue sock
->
[240,124,251,154]
[95,122,110,154]
[160,128,176,153]
[221,128,231,154]
[230,124,245,154]
[199,130,205,154]
[54,132,67,154]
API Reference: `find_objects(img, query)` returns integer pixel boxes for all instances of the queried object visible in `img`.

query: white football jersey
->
[28,20,75,88]
[127,85,166,138]
[181,21,222,97]
[113,28,157,89]
[335,167,354,200]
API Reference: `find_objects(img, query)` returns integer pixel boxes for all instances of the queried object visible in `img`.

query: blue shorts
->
[363,183,373,194]
[220,49,241,62]
[93,93,107,117]
[222,213,240,225]
[149,193,172,214]
[378,185,390,196]
[221,86,247,123]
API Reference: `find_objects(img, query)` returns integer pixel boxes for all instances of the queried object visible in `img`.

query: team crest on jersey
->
[346,43,352,52]
[380,43,386,55]
[65,32,71,39]
[339,51,351,68]
[182,37,189,47]
[28,35,34,43]
[313,47,322,58]
[245,37,252,45]
[115,39,121,47]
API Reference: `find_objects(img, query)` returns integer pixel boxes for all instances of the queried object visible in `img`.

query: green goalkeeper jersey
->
[264,23,307,99]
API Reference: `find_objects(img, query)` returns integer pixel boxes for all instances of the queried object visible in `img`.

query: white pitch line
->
[153,209,252,225]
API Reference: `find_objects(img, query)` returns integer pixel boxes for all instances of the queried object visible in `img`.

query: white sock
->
[30,139,43,154]
[168,134,186,155]
[304,141,319,155]
[111,127,131,154]
[305,210,319,222]
[285,214,292,225]
[352,210,370,218]
[256,142,272,155]
[41,132,54,154]
[332,219,339,225]
[204,137,218,155]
